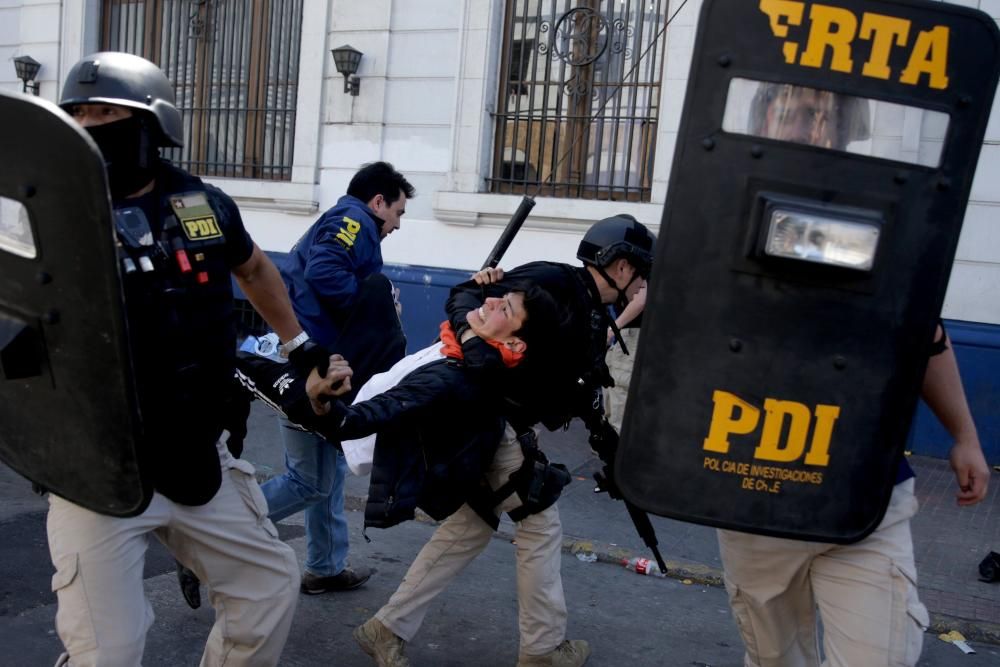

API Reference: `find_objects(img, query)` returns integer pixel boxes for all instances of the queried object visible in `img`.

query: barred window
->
[490,0,667,201]
[101,0,303,180]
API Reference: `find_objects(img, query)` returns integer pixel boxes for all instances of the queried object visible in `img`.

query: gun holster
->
[471,429,572,526]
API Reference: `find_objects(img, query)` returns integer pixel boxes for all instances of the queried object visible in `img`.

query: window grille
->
[490,0,667,201]
[101,0,303,180]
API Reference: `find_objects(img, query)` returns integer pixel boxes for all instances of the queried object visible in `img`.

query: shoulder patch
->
[171,192,224,241]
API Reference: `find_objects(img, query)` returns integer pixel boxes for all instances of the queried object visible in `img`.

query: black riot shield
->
[617,0,999,542]
[0,90,148,516]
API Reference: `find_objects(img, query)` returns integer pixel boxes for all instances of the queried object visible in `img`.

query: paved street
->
[0,404,997,666]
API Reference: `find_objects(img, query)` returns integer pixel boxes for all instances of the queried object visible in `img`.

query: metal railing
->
[101,0,302,181]
[489,0,667,201]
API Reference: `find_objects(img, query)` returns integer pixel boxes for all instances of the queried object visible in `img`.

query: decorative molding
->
[433,191,662,233]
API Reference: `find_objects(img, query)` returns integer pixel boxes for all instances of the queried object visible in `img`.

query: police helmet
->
[577,214,655,278]
[60,52,183,147]
[748,81,870,151]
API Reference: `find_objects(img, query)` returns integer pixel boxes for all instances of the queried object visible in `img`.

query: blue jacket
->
[281,194,384,347]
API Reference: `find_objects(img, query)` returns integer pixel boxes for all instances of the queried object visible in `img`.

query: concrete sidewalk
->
[242,403,1000,645]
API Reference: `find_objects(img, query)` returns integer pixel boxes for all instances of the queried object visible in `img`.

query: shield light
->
[764,208,880,271]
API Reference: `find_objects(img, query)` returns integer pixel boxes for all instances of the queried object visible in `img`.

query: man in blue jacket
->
[263,161,415,595]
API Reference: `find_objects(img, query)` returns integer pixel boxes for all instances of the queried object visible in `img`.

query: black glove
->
[460,336,504,371]
[593,464,623,501]
[288,339,331,377]
[588,418,619,461]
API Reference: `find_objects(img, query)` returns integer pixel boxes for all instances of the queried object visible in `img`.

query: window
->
[490,0,667,201]
[101,0,303,180]
[722,78,949,167]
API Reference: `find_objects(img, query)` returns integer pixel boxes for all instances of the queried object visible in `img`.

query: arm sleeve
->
[337,364,456,440]
[206,185,254,268]
[303,213,381,314]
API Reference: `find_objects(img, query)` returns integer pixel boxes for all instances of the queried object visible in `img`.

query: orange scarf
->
[439,321,524,368]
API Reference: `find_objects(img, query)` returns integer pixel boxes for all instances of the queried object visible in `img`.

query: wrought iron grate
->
[490,0,667,201]
[101,0,303,181]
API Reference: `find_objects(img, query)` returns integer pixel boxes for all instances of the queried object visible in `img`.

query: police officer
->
[49,52,311,666]
[260,161,414,595]
[353,214,655,667]
[716,82,991,667]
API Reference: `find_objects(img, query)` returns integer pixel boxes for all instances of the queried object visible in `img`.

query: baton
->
[481,196,535,270]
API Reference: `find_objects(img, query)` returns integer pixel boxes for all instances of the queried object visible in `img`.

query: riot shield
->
[0,90,148,516]
[618,0,999,542]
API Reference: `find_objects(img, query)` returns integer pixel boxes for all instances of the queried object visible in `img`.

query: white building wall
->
[5,0,999,322]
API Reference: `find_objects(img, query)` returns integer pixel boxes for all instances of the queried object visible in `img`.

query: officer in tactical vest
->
[48,52,318,666]
[352,214,655,667]
[716,83,991,667]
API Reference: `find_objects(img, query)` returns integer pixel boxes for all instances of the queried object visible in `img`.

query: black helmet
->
[577,214,655,278]
[59,52,183,147]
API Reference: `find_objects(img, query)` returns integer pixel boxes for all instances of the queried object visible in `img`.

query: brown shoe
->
[517,640,591,667]
[300,566,372,594]
[354,617,410,667]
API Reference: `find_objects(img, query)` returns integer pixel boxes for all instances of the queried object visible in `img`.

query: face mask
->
[86,115,159,200]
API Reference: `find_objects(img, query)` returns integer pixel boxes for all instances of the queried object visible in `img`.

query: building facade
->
[2,0,998,460]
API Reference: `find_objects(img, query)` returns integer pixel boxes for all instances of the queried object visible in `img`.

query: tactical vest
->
[114,162,240,505]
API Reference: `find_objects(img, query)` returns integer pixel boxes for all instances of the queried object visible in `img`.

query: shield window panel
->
[101,0,303,181]
[0,197,36,260]
[721,78,950,168]
[489,0,668,202]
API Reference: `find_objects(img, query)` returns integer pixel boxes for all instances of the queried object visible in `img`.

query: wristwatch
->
[278,331,310,359]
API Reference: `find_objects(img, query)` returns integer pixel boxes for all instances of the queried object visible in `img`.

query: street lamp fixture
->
[13,55,41,96]
[331,45,362,96]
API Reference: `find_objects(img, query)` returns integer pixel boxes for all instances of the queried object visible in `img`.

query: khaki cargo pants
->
[46,441,300,666]
[718,479,929,667]
[376,426,568,656]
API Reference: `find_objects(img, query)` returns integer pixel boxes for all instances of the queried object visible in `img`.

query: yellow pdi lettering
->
[754,399,812,463]
[704,390,841,467]
[334,216,363,248]
[183,216,222,240]
[804,404,840,465]
[703,391,760,453]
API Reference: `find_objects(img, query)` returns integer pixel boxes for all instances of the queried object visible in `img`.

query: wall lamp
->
[331,45,362,96]
[13,55,41,96]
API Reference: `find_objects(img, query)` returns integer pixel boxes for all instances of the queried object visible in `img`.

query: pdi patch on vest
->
[170,192,224,241]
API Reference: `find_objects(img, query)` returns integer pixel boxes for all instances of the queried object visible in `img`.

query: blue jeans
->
[261,420,349,577]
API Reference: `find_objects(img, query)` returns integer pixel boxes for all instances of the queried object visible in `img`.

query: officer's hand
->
[288,339,332,377]
[306,356,352,415]
[624,280,647,315]
[472,267,504,285]
[460,336,504,370]
[949,439,990,506]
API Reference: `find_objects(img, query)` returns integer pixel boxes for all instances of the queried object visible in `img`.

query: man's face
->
[465,292,527,347]
[761,88,838,148]
[67,103,133,128]
[607,259,641,302]
[369,189,407,240]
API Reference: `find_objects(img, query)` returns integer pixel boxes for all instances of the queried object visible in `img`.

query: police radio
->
[114,207,157,273]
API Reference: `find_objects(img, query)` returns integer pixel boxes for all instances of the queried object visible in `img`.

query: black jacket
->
[235,352,506,529]
[337,358,505,528]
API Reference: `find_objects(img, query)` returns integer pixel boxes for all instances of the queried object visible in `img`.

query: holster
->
[470,429,572,528]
